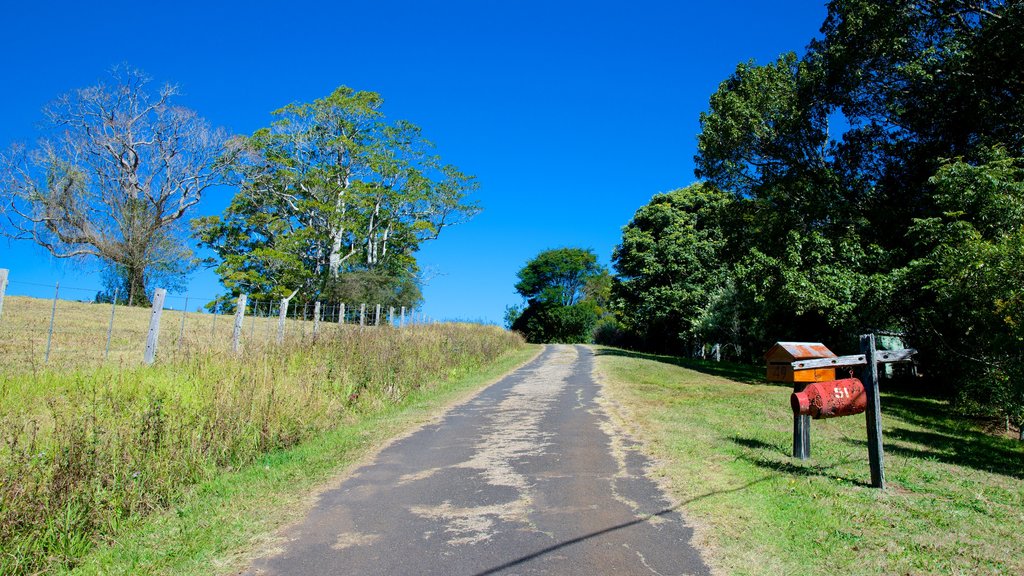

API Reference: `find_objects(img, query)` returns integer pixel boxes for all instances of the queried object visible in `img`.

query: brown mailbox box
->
[764,342,837,383]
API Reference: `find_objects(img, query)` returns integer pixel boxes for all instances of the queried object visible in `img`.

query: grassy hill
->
[595,347,1024,575]
[0,295,530,575]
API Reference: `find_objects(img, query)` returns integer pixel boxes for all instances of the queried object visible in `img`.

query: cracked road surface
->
[244,345,710,576]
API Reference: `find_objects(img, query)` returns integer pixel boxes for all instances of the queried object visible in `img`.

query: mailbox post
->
[765,342,838,460]
[784,334,916,489]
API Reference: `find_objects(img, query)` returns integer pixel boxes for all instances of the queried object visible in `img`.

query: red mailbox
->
[791,378,867,419]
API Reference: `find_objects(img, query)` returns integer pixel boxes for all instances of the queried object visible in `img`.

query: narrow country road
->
[244,345,710,576]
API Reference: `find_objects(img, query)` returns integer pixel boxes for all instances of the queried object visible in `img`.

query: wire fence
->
[0,268,432,372]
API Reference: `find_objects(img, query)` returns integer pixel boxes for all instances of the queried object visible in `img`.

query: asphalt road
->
[244,344,710,576]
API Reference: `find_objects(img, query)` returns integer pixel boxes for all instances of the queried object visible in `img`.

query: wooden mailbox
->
[764,342,837,383]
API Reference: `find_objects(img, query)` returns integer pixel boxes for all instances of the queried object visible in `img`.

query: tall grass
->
[0,322,525,574]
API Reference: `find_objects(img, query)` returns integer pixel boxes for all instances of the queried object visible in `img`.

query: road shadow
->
[593,347,770,387]
[472,477,768,576]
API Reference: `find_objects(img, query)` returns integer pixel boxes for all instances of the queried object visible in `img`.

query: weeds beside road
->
[0,315,527,575]
[594,347,1024,576]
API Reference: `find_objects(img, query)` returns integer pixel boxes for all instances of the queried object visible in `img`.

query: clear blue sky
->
[0,0,827,323]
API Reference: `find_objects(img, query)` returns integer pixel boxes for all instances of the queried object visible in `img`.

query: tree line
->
[509,0,1023,431]
[0,67,479,312]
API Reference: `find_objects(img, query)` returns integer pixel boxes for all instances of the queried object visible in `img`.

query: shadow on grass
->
[473,476,768,576]
[593,347,773,387]
[730,435,871,487]
[838,425,1024,480]
[885,427,1024,480]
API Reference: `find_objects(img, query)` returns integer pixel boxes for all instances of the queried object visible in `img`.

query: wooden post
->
[45,282,59,364]
[792,383,811,460]
[400,306,406,328]
[277,298,288,344]
[375,304,381,326]
[360,303,366,327]
[339,303,346,325]
[313,301,321,340]
[105,290,118,361]
[144,288,167,365]
[389,307,394,326]
[860,333,885,489]
[0,268,8,321]
[232,294,247,353]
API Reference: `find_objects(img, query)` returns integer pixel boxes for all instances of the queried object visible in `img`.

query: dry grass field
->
[0,295,526,575]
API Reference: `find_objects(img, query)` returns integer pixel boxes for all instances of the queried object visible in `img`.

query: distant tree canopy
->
[515,247,602,307]
[610,0,1024,428]
[194,86,480,310]
[510,248,607,343]
[0,67,229,306]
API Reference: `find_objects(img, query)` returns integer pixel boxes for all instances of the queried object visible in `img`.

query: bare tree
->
[0,66,229,305]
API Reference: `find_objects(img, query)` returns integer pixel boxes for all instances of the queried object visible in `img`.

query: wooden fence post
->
[277,298,288,344]
[360,303,366,327]
[232,294,247,353]
[400,306,406,328]
[339,303,346,325]
[313,301,321,340]
[0,268,8,321]
[375,304,381,327]
[144,288,167,365]
[45,282,59,364]
[859,333,885,489]
[389,307,394,326]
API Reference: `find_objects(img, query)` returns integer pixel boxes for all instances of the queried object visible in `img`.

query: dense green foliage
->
[0,321,524,574]
[612,0,1024,426]
[612,184,732,352]
[194,86,480,310]
[510,248,607,343]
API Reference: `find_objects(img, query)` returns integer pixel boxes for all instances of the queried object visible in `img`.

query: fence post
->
[339,303,346,325]
[389,307,394,326]
[144,288,167,365]
[232,294,247,353]
[313,301,321,340]
[0,268,8,321]
[105,290,118,361]
[375,304,381,326]
[360,303,366,327]
[400,306,406,328]
[45,282,59,364]
[277,298,288,344]
[859,333,886,489]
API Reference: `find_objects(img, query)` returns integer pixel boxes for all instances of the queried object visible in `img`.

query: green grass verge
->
[65,344,541,575]
[594,347,1024,576]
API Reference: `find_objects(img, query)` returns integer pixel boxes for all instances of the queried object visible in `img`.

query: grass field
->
[0,296,529,575]
[0,295,398,373]
[594,347,1024,576]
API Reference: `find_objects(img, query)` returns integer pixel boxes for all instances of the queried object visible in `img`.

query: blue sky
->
[0,0,827,323]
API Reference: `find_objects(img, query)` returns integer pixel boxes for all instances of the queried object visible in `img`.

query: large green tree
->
[511,248,606,343]
[195,86,479,309]
[612,183,732,353]
[688,0,1023,428]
